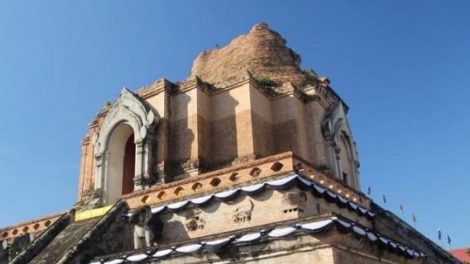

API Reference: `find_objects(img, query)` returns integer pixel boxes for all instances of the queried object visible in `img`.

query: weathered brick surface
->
[190,23,308,87]
[74,23,357,199]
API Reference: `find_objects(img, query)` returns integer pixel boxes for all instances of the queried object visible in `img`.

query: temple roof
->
[449,248,470,262]
[189,23,310,87]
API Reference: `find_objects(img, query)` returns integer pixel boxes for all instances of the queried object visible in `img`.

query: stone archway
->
[321,103,360,190]
[93,88,159,205]
[104,123,134,203]
[122,134,135,195]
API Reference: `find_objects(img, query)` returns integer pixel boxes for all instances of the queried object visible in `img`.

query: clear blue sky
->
[1,0,469,249]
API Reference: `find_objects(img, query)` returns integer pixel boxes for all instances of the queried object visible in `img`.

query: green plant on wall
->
[304,69,319,79]
[256,75,275,87]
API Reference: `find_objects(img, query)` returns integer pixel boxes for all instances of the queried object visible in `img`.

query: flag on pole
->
[412,213,417,223]
[447,235,451,245]
[382,194,387,204]
[438,229,442,240]
[400,204,404,211]
[367,186,371,196]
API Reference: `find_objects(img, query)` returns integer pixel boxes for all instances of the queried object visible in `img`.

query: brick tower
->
[0,24,459,264]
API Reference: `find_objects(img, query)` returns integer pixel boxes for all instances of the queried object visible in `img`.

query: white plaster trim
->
[93,88,159,202]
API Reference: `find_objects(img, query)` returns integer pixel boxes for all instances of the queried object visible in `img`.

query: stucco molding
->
[321,103,360,189]
[93,88,160,204]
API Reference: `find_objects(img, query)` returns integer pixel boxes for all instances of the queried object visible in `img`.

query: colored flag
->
[447,235,451,245]
[438,229,442,240]
[382,194,387,204]
[367,186,371,196]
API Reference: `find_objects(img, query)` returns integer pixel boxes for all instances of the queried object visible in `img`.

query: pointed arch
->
[93,88,159,204]
[321,103,360,190]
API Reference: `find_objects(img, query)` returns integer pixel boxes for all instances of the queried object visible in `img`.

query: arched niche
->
[338,131,355,186]
[104,123,134,203]
[93,88,159,205]
[321,103,360,190]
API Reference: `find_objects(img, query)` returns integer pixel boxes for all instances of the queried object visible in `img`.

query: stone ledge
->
[121,152,370,211]
[0,212,66,243]
[91,213,425,264]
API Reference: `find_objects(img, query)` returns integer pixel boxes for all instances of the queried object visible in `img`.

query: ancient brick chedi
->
[0,24,459,264]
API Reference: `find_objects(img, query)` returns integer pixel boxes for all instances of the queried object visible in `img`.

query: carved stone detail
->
[129,206,163,249]
[184,208,205,232]
[79,188,103,209]
[321,103,360,189]
[233,199,254,224]
[93,88,160,204]
[282,190,307,207]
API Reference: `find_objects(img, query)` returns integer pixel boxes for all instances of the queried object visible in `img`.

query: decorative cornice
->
[119,152,371,211]
[137,79,177,99]
[178,76,252,96]
[9,213,70,264]
[90,214,426,264]
[293,86,321,102]
[125,174,376,221]
[0,212,65,244]
[194,76,216,94]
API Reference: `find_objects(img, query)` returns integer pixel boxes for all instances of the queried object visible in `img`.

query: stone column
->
[143,133,156,185]
[94,153,104,190]
[93,150,108,205]
[134,140,144,190]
